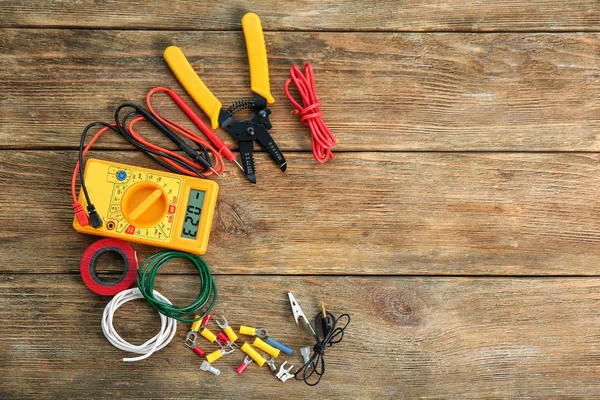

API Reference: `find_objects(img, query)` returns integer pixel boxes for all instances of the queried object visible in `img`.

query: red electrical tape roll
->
[80,238,138,296]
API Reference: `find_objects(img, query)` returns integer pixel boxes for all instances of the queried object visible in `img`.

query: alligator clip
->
[288,292,316,337]
[164,13,286,183]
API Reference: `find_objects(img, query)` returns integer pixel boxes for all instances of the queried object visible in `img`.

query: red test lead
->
[147,87,243,171]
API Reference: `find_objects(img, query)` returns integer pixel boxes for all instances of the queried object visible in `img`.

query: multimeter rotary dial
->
[121,182,168,228]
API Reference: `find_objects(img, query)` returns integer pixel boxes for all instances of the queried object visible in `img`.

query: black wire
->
[78,103,214,210]
[114,104,210,177]
[295,311,350,386]
[79,121,121,205]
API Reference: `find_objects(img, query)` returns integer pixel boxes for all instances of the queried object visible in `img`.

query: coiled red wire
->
[284,63,336,163]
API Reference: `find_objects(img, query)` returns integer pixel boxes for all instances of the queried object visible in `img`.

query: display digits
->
[181,189,206,239]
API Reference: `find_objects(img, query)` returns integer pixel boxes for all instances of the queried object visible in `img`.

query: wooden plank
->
[1,30,599,152]
[1,1,598,31]
[2,150,600,275]
[2,274,600,398]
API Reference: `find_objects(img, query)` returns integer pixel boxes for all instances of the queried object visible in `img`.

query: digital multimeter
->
[73,158,219,254]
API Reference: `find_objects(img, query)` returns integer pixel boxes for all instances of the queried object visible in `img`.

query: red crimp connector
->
[216,331,229,344]
[192,346,206,357]
[236,360,249,374]
[201,313,212,329]
[73,203,90,226]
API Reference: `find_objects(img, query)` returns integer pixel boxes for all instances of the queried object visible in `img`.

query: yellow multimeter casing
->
[73,158,219,254]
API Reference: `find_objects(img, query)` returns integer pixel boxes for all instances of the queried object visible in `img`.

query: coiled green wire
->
[136,251,216,323]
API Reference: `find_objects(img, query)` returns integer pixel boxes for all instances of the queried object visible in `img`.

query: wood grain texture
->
[2,274,600,399]
[2,150,600,275]
[1,1,599,31]
[1,30,599,151]
[2,2,600,398]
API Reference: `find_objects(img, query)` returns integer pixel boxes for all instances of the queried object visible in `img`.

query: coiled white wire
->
[102,288,177,362]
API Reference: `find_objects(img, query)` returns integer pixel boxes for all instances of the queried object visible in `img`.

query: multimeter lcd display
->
[181,189,206,239]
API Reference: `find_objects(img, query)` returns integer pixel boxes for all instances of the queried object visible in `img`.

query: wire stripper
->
[164,13,286,184]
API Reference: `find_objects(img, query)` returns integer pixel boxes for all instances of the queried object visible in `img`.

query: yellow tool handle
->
[253,337,280,358]
[241,13,275,104]
[163,46,223,129]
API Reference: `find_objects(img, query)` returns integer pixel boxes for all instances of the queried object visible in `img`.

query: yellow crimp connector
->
[241,342,266,367]
[241,12,274,104]
[206,349,224,364]
[201,328,217,343]
[191,315,202,333]
[163,46,223,129]
[224,326,238,343]
[239,325,256,336]
[253,337,280,358]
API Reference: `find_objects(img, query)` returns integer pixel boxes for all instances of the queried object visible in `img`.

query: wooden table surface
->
[1,1,600,399]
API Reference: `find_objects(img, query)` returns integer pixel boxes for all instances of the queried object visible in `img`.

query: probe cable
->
[136,251,216,323]
[72,93,224,228]
[101,287,177,362]
[295,310,350,386]
[142,87,239,169]
[284,63,336,164]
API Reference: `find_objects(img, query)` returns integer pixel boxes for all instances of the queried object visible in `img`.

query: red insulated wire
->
[155,88,239,165]
[72,88,226,210]
[127,87,225,176]
[71,124,114,204]
[284,63,336,164]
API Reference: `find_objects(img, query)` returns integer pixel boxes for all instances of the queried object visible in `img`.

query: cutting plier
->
[164,13,286,184]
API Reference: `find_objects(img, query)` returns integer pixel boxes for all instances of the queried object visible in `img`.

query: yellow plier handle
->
[163,13,273,129]
[163,46,223,129]
[241,12,275,104]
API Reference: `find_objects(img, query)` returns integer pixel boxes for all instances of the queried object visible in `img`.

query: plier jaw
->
[217,95,286,183]
[164,13,285,184]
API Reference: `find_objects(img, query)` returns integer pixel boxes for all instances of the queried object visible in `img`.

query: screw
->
[200,360,221,376]
[246,127,255,135]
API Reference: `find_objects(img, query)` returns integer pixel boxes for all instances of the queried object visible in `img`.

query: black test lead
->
[288,292,351,386]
